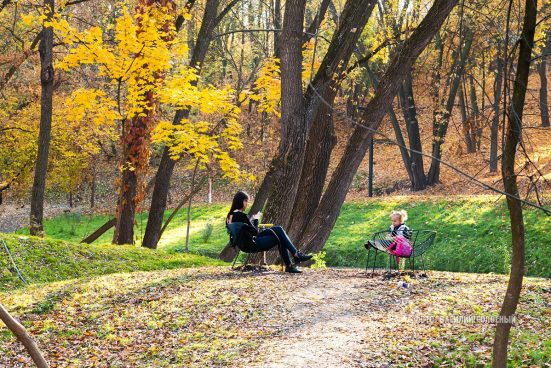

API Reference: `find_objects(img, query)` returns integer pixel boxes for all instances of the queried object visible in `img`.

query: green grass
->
[12,197,551,278]
[324,197,550,277]
[0,233,224,291]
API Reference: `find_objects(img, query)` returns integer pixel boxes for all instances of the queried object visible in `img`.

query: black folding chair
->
[226,223,282,270]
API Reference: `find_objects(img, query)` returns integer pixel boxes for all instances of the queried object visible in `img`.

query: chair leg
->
[231,250,241,269]
[365,248,371,273]
[371,250,378,278]
[420,256,427,277]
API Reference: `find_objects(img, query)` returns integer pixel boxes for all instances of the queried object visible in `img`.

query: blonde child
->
[389,210,412,240]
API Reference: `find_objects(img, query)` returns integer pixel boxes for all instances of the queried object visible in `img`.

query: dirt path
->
[249,269,407,368]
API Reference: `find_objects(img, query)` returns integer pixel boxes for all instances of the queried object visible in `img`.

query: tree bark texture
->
[255,0,307,231]
[492,0,536,366]
[29,0,55,236]
[537,31,550,127]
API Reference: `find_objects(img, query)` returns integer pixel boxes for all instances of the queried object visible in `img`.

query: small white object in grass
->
[397,281,409,289]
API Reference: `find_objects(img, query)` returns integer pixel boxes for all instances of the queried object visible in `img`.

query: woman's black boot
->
[285,265,302,273]
[293,251,313,264]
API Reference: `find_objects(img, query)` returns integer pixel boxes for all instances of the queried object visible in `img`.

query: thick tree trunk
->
[255,0,307,230]
[142,0,220,249]
[492,0,536,366]
[287,94,337,240]
[29,0,55,236]
[0,303,49,368]
[299,0,459,253]
[245,0,308,264]
[427,26,473,185]
[286,0,377,243]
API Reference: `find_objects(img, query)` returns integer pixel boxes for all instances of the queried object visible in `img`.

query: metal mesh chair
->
[364,230,436,277]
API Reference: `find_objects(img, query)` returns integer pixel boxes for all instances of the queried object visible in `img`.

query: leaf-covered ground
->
[1,268,549,367]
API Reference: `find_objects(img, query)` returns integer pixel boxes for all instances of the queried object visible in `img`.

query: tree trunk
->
[113,0,177,245]
[492,0,536,365]
[537,31,550,127]
[0,302,49,368]
[255,0,307,230]
[490,45,504,173]
[113,163,138,244]
[469,74,481,151]
[459,80,476,153]
[245,0,308,264]
[29,0,55,236]
[286,0,377,243]
[299,0,459,253]
[367,66,415,188]
[273,0,281,58]
[142,0,221,250]
[90,159,96,209]
[287,93,337,240]
[427,26,473,185]
[402,73,427,190]
[184,161,199,253]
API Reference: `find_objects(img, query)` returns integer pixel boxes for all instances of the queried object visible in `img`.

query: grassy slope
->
[15,197,551,277]
[0,233,223,291]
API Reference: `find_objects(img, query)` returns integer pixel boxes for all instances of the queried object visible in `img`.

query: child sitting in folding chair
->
[226,191,312,273]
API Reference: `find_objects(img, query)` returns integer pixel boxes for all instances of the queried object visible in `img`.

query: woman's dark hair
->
[227,191,249,222]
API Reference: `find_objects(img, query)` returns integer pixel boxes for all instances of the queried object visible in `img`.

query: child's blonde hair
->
[390,209,408,223]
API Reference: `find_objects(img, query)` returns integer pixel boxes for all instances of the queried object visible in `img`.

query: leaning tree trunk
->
[299,0,459,254]
[492,0,536,366]
[142,0,220,249]
[286,0,377,242]
[29,0,55,236]
[0,302,49,368]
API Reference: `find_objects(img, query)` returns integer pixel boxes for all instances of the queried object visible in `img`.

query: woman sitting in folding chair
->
[226,191,312,273]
